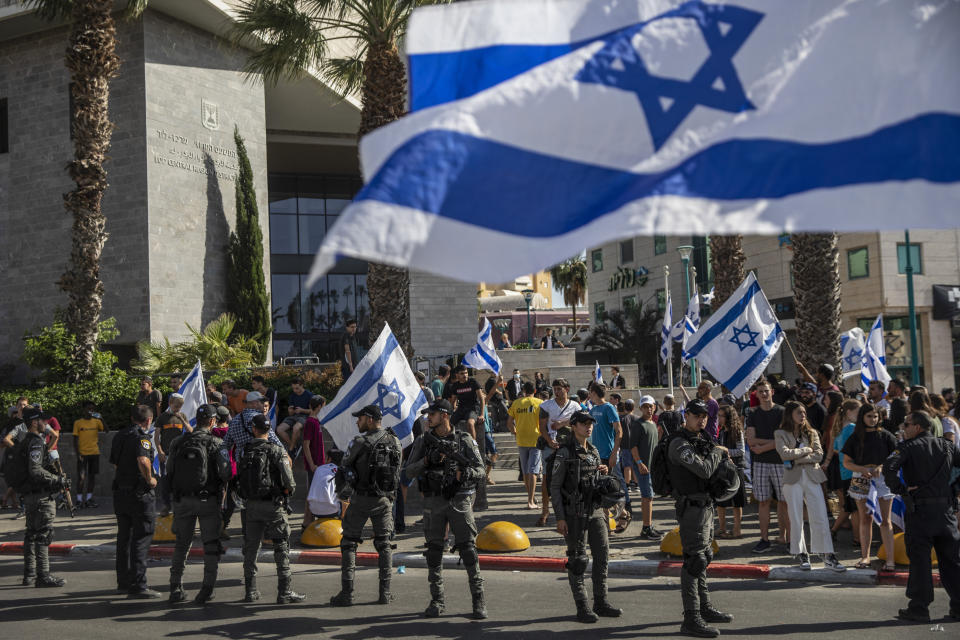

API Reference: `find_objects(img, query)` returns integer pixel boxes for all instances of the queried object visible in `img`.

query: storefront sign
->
[608,266,649,291]
[933,284,960,320]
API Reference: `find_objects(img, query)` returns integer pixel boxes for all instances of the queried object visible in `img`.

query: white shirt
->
[307,463,341,517]
[539,397,581,440]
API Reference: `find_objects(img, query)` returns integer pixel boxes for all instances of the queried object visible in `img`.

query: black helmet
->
[595,474,625,509]
[707,457,741,503]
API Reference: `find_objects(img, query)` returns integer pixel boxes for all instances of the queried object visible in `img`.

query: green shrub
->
[22,317,120,384]
[205,363,344,415]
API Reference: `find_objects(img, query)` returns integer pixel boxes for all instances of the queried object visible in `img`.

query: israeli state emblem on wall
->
[201,98,219,130]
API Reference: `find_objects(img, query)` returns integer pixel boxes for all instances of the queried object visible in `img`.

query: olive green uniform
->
[550,438,611,609]
[18,432,63,584]
[337,428,402,601]
[405,428,486,613]
[240,440,296,593]
[166,429,231,592]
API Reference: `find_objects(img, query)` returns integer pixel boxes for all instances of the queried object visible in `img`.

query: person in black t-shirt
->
[842,403,898,570]
[745,380,789,554]
[340,319,360,376]
[657,395,682,436]
[797,382,826,433]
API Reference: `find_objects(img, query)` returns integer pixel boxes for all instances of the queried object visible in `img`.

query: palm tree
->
[549,256,588,332]
[791,233,842,381]
[131,313,262,373]
[25,0,149,380]
[709,235,746,308]
[232,0,447,355]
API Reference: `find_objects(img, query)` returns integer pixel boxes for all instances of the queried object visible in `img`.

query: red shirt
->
[46,417,61,450]
[303,417,325,471]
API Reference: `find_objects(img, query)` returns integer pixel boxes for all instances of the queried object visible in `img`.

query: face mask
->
[513,374,520,381]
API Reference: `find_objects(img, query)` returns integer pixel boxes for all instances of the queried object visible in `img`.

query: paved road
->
[0,555,951,638]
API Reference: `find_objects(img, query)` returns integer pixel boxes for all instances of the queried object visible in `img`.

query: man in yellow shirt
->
[72,401,105,508]
[507,382,544,509]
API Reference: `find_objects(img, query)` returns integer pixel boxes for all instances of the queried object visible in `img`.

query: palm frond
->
[321,51,367,98]
[21,0,74,21]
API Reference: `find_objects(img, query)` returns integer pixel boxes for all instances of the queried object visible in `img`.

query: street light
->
[522,289,535,348]
[676,245,697,386]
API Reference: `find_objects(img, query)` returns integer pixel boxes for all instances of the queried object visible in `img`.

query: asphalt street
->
[0,555,952,638]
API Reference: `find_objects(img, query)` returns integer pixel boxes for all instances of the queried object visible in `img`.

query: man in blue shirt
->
[588,384,631,532]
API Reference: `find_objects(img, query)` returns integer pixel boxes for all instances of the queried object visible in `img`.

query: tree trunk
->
[571,300,578,334]
[361,41,412,354]
[709,235,746,308]
[58,0,120,381]
[791,233,843,383]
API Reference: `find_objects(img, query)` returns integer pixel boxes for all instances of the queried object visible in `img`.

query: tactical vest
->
[354,429,401,497]
[668,432,712,496]
[558,441,601,506]
[19,432,51,492]
[420,430,469,496]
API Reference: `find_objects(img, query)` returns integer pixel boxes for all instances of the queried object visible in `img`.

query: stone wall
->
[408,269,477,357]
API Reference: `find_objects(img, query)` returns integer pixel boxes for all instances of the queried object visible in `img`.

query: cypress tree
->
[227,126,271,363]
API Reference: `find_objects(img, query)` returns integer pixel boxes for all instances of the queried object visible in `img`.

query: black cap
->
[251,414,269,431]
[216,405,231,417]
[195,404,217,423]
[685,399,709,416]
[421,399,453,415]
[352,404,382,421]
[570,410,596,425]
[21,405,51,422]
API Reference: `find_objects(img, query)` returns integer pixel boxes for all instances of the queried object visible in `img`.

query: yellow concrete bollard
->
[153,513,176,542]
[300,518,343,548]
[660,526,720,557]
[877,531,937,567]
[477,521,531,552]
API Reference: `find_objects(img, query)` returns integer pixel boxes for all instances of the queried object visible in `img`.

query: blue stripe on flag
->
[476,346,501,372]
[391,389,427,443]
[358,114,960,237]
[722,325,783,393]
[322,333,401,424]
[684,281,762,358]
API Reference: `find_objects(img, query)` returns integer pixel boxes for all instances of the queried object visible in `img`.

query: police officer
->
[331,405,402,607]
[15,406,66,587]
[550,410,622,623]
[405,399,488,619]
[166,404,231,605]
[882,410,960,623]
[110,405,160,598]
[668,399,733,638]
[239,413,305,604]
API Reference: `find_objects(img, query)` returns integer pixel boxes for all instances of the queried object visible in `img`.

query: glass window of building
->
[858,315,922,382]
[692,235,712,293]
[847,247,869,279]
[0,98,8,154]
[656,288,666,312]
[654,235,667,255]
[620,239,634,264]
[896,243,923,274]
[594,301,605,323]
[591,248,603,272]
[623,295,637,311]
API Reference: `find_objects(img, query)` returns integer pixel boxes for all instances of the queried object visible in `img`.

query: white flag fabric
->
[682,272,783,397]
[308,0,960,286]
[839,327,866,375]
[462,318,503,374]
[674,293,701,359]
[860,314,892,390]
[595,361,603,384]
[317,324,427,451]
[865,478,905,530]
[660,292,673,363]
[179,361,207,427]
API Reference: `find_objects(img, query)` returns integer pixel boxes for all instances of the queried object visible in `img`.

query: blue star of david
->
[575,2,763,150]
[729,324,760,351]
[844,348,863,370]
[375,379,406,420]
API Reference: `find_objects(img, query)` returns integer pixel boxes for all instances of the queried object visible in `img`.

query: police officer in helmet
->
[166,404,231,605]
[330,404,402,607]
[14,405,66,587]
[405,398,488,619]
[882,410,960,623]
[550,410,622,623]
[668,399,734,637]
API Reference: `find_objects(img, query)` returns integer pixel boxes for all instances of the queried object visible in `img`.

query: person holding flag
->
[861,314,892,392]
[463,318,502,375]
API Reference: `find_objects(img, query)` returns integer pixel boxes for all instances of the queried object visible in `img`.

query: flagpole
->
[691,266,701,385]
[782,331,800,365]
[904,229,920,385]
[664,265,674,396]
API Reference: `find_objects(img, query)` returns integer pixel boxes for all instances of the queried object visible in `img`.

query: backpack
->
[650,433,678,497]
[543,435,578,499]
[2,440,29,490]
[366,430,401,497]
[237,441,274,500]
[171,432,211,496]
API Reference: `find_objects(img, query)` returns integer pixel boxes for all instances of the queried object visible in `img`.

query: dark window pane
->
[355,274,369,334]
[271,274,301,333]
[299,215,326,254]
[326,176,360,199]
[268,176,298,213]
[272,339,301,361]
[591,249,603,273]
[326,198,351,215]
[328,274,356,330]
[654,235,667,255]
[620,240,633,264]
[301,275,329,333]
[297,176,324,214]
[270,214,298,254]
[897,244,923,274]
[847,247,869,279]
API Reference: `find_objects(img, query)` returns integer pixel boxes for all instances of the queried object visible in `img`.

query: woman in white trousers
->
[775,401,846,572]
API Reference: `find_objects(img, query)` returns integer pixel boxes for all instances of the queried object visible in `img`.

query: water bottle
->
[783,459,793,470]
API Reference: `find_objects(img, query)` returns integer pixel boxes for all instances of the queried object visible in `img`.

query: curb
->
[0,542,928,586]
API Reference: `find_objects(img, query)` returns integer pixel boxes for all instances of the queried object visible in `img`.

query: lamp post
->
[904,230,920,385]
[522,289,535,348]
[677,245,697,386]
[664,265,674,396]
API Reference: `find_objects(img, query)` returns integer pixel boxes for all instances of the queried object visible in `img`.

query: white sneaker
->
[823,554,847,572]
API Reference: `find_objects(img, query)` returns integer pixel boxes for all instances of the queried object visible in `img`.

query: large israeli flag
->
[660,292,673,363]
[860,314,892,389]
[463,318,503,374]
[839,328,866,377]
[682,272,783,396]
[179,361,207,427]
[308,0,960,285]
[317,324,427,451]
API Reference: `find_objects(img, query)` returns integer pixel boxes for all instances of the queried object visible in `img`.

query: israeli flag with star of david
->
[317,324,427,451]
[860,314,892,390]
[839,327,866,377]
[307,0,960,286]
[462,317,502,374]
[660,292,673,363]
[682,272,783,397]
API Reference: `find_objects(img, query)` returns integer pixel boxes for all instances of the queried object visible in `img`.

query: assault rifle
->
[47,451,77,517]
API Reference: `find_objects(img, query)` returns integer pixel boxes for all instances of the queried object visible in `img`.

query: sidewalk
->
[0,466,931,587]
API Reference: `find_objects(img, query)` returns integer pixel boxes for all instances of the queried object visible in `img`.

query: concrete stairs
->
[491,432,519,470]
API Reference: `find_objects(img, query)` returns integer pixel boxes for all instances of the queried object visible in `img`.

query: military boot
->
[424,598,445,618]
[700,604,734,623]
[329,579,354,607]
[471,591,488,620]
[23,541,36,586]
[36,574,66,588]
[593,600,623,617]
[378,578,393,605]
[243,577,261,603]
[168,584,187,604]
[681,610,720,638]
[576,601,599,623]
[277,578,306,604]
[194,585,215,605]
